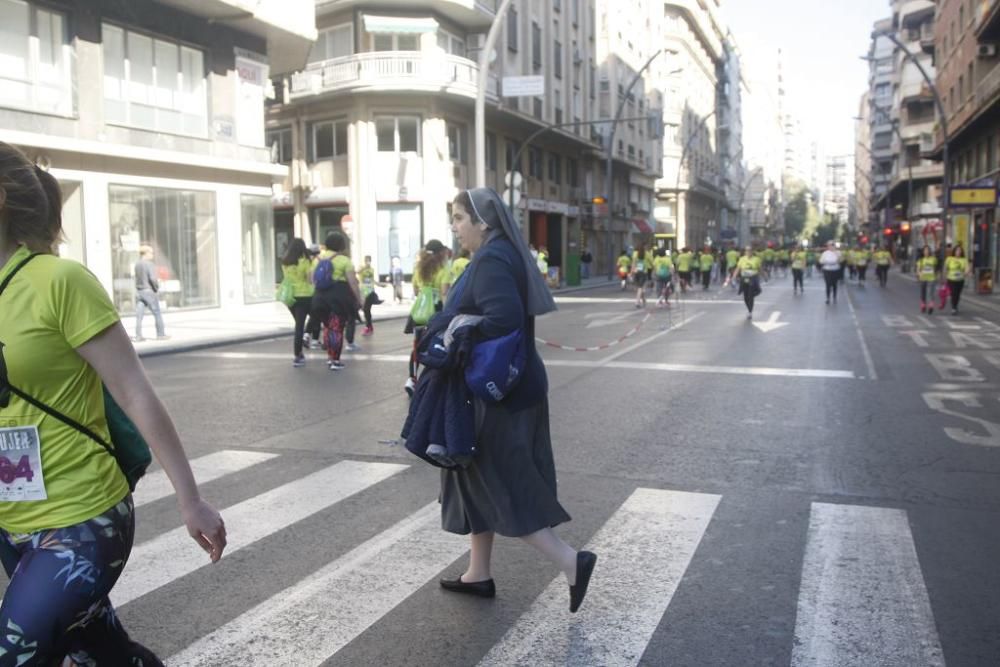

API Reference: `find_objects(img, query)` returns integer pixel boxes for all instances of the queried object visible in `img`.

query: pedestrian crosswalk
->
[103,450,949,665]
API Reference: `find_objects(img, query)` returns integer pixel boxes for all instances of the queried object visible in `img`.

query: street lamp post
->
[872,30,950,244]
[603,49,664,280]
[672,109,717,251]
[475,0,514,187]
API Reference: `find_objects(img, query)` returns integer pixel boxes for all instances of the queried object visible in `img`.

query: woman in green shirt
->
[726,246,762,319]
[281,238,315,367]
[916,245,940,314]
[944,245,971,315]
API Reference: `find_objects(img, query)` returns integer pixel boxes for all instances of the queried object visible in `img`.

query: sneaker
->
[952,309,958,315]
[293,356,305,368]
[344,343,360,352]
[404,376,416,396]
[746,313,752,320]
[328,360,345,370]
[362,326,373,336]
[132,336,146,342]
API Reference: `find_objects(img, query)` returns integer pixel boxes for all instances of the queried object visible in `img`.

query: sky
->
[724,0,891,159]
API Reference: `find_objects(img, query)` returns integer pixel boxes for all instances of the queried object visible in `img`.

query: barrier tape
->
[535,312,652,352]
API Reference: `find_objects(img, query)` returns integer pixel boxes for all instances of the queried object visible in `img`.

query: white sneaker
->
[345,343,360,352]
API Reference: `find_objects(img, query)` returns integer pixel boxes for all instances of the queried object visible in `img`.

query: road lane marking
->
[845,291,878,380]
[544,360,856,379]
[597,310,705,364]
[133,450,279,508]
[792,503,944,667]
[478,488,720,667]
[167,502,467,667]
[113,460,408,606]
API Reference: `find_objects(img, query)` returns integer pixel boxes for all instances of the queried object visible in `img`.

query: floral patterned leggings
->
[0,496,163,666]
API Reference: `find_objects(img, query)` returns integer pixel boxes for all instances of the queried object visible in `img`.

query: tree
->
[784,178,819,243]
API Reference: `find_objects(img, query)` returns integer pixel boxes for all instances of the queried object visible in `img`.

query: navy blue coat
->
[453,238,547,412]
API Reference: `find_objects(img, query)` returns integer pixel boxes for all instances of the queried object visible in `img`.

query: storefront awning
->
[363,15,440,34]
[632,218,653,234]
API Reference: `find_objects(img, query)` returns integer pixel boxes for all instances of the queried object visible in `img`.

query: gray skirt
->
[440,398,571,538]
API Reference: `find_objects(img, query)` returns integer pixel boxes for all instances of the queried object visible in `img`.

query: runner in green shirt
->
[791,248,807,294]
[916,245,939,314]
[944,245,971,314]
[676,247,694,292]
[873,247,892,287]
[726,246,762,319]
[698,248,714,290]
[855,246,872,286]
[617,250,632,290]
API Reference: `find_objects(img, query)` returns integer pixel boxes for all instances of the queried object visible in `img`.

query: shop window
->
[377,204,422,279]
[109,184,218,313]
[241,195,275,303]
[266,127,293,164]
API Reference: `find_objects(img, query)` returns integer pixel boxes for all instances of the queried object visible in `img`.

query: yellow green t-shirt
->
[917,256,938,281]
[791,251,807,270]
[737,256,761,276]
[726,250,740,267]
[652,256,673,278]
[281,257,315,298]
[676,252,693,272]
[945,256,968,281]
[451,257,470,282]
[0,246,129,533]
[699,253,714,271]
[617,255,632,272]
[632,251,653,273]
[357,265,376,296]
[413,266,450,293]
[874,250,891,266]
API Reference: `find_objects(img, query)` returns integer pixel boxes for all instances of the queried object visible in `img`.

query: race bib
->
[921,263,934,274]
[636,261,645,271]
[0,426,46,502]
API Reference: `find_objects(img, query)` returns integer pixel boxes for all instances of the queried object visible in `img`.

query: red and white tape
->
[535,312,651,352]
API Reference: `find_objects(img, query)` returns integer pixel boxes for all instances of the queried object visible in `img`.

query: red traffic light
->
[860,236,869,244]
[883,228,894,236]
[900,222,911,233]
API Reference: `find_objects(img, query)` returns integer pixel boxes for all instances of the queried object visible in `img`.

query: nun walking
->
[437,187,597,613]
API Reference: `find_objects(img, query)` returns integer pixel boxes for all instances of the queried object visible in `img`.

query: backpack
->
[410,286,436,325]
[656,262,671,280]
[313,257,335,290]
[0,254,151,491]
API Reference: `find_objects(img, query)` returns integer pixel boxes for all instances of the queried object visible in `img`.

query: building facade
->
[0,0,315,312]
[651,0,728,251]
[267,0,661,281]
[867,0,943,252]
[739,40,784,242]
[932,0,1000,282]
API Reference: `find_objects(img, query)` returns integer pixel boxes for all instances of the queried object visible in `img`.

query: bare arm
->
[76,322,227,562]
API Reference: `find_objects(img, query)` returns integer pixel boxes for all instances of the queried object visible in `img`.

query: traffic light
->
[860,236,869,245]
[883,228,894,237]
[900,221,911,233]
[591,196,607,205]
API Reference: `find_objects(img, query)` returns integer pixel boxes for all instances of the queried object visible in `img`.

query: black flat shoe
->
[440,575,496,598]
[569,551,597,613]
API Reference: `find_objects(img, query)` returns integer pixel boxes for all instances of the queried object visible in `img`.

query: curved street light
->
[869,30,950,243]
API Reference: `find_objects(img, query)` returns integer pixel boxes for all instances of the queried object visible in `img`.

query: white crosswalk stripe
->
[478,488,721,667]
[99,453,953,665]
[167,502,468,666]
[132,450,279,508]
[112,460,408,606]
[791,503,945,667]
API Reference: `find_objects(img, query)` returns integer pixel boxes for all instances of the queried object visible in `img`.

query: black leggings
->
[290,297,312,357]
[741,277,757,313]
[363,291,383,328]
[876,265,889,286]
[949,280,965,310]
[702,269,712,289]
[792,269,804,291]
[857,265,868,282]
[824,270,838,301]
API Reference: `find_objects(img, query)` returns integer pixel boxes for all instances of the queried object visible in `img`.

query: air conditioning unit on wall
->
[978,43,997,58]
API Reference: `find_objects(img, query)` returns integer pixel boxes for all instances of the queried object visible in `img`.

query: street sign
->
[502,188,522,207]
[949,186,998,207]
[502,75,545,97]
[504,171,523,188]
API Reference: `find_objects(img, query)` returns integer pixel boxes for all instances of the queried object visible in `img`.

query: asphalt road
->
[20,269,1000,665]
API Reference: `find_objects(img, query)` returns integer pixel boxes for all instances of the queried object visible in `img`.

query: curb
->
[136,280,614,358]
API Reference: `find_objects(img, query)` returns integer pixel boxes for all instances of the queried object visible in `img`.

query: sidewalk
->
[895,271,1000,315]
[132,276,614,357]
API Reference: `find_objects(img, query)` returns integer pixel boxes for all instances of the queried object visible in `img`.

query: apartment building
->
[267,0,661,280]
[739,40,784,241]
[855,92,873,229]
[718,37,746,245]
[0,0,315,312]
[866,1,942,247]
[932,0,1000,280]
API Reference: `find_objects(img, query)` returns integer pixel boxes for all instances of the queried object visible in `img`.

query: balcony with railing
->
[290,52,498,102]
[975,61,1000,108]
[316,0,496,29]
